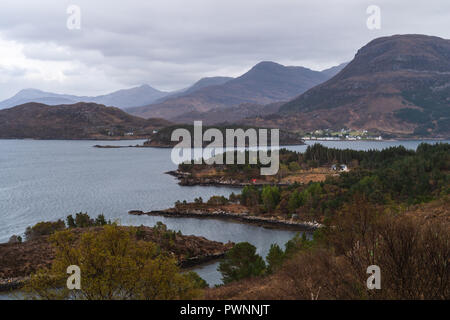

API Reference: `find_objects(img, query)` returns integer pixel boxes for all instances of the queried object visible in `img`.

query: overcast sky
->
[0,0,449,100]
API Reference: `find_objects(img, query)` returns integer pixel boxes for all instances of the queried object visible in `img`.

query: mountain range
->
[0,85,170,110]
[127,62,347,121]
[0,61,346,126]
[0,77,239,112]
[1,34,448,139]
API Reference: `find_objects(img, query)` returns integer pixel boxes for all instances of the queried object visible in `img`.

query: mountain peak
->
[337,34,450,79]
[16,88,47,97]
[251,61,284,71]
[18,88,44,93]
[276,34,450,137]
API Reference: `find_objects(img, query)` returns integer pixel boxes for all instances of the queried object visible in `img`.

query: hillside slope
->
[269,35,450,137]
[128,61,334,120]
[0,102,171,139]
[151,76,234,104]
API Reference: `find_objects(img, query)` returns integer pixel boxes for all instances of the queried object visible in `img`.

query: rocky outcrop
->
[166,170,290,187]
[129,209,322,231]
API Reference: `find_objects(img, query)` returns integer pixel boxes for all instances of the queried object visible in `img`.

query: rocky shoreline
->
[0,277,26,292]
[93,143,173,149]
[129,209,322,231]
[166,170,291,187]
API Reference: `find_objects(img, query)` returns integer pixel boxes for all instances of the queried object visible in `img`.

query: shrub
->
[266,244,285,273]
[66,213,109,228]
[23,225,202,300]
[207,195,229,206]
[74,212,94,228]
[240,186,260,207]
[135,225,146,240]
[288,161,301,172]
[186,271,209,289]
[229,192,240,203]
[66,215,76,228]
[261,186,280,212]
[8,235,22,244]
[95,214,108,226]
[284,232,314,258]
[194,197,203,204]
[218,242,266,284]
[288,190,304,213]
[153,221,177,244]
[25,220,66,241]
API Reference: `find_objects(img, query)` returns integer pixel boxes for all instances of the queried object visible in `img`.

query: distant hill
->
[88,84,169,109]
[152,76,234,104]
[0,89,82,109]
[320,62,348,78]
[183,76,234,94]
[0,102,171,139]
[170,102,284,125]
[0,85,169,110]
[248,35,450,138]
[127,61,338,120]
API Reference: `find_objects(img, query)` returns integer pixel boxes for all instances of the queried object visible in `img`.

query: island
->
[94,124,305,148]
[166,146,348,187]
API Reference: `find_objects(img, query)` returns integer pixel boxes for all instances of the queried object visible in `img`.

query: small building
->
[331,164,349,172]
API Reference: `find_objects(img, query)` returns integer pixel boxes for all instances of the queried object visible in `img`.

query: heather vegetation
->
[24,220,66,241]
[23,225,203,300]
[212,196,449,299]
[400,83,450,136]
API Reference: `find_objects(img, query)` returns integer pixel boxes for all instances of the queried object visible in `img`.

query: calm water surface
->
[0,138,447,291]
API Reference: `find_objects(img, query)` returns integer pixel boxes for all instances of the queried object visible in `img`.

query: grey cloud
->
[0,0,449,99]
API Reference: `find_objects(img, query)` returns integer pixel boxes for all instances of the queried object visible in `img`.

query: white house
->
[331,164,349,172]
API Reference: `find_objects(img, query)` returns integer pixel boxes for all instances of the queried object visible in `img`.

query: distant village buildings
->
[302,128,382,141]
